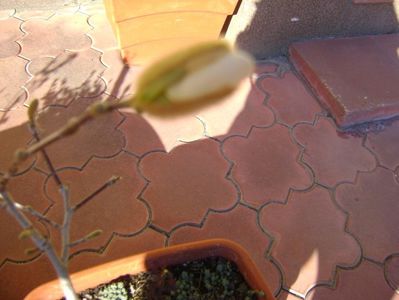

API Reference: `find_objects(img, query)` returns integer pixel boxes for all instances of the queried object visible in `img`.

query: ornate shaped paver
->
[101,49,141,99]
[0,169,50,264]
[0,120,34,175]
[169,205,282,295]
[305,260,399,300]
[206,79,275,139]
[34,96,124,171]
[385,254,399,292]
[0,17,23,58]
[293,116,376,187]
[44,152,149,254]
[87,13,119,52]
[0,255,55,300]
[139,138,237,232]
[366,120,399,169]
[260,71,322,126]
[118,110,165,156]
[19,13,92,59]
[26,49,107,108]
[223,124,312,207]
[259,186,361,296]
[0,56,29,111]
[335,167,399,262]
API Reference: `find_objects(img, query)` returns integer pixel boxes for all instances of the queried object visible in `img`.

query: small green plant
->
[0,40,254,299]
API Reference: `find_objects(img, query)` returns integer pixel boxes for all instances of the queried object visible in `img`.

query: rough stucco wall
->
[226,0,399,59]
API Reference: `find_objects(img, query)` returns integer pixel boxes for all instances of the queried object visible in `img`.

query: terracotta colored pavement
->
[0,3,398,300]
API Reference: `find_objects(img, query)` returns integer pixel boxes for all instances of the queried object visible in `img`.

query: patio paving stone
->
[0,169,49,263]
[87,13,119,52]
[385,254,399,291]
[34,96,125,171]
[335,167,399,262]
[0,17,23,59]
[139,138,237,232]
[0,55,29,111]
[26,49,107,108]
[223,124,312,207]
[305,260,398,300]
[0,255,55,300]
[259,186,361,295]
[44,152,149,254]
[0,119,34,175]
[293,116,376,187]
[290,34,399,128]
[169,205,282,295]
[366,120,399,169]
[260,71,323,127]
[19,13,92,59]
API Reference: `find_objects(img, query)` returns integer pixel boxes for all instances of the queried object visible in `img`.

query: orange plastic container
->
[25,239,275,300]
[103,0,240,65]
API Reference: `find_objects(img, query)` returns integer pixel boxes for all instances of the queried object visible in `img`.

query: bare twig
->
[60,186,72,265]
[73,176,121,211]
[1,190,78,300]
[13,202,61,229]
[69,229,103,248]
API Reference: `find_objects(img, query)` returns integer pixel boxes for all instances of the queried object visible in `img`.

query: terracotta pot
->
[25,239,275,300]
[103,0,241,65]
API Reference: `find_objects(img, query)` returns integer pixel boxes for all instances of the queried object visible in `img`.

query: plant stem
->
[0,190,78,300]
[23,100,131,160]
[60,186,72,265]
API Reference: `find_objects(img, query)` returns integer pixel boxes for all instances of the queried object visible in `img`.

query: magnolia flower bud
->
[132,40,254,109]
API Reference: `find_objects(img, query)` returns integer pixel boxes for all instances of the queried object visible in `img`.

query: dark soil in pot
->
[68,257,265,300]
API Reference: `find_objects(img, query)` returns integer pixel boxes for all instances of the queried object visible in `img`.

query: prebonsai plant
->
[0,40,255,299]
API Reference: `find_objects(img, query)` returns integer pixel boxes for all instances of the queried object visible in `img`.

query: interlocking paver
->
[26,49,107,108]
[223,124,312,207]
[0,118,34,174]
[19,13,91,59]
[260,71,322,126]
[259,186,361,295]
[0,56,29,111]
[118,110,165,156]
[305,260,399,300]
[0,169,49,264]
[0,17,23,58]
[366,120,399,169]
[0,9,15,19]
[385,254,399,291]
[101,49,141,99]
[335,167,399,262]
[202,79,275,139]
[44,152,149,254]
[87,13,119,51]
[140,138,237,232]
[0,255,55,300]
[34,96,124,171]
[169,205,282,295]
[293,116,376,187]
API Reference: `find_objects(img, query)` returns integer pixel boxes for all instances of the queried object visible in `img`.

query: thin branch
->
[13,202,61,229]
[60,186,72,265]
[69,229,103,248]
[1,190,78,300]
[30,123,63,187]
[0,99,132,191]
[73,176,121,211]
